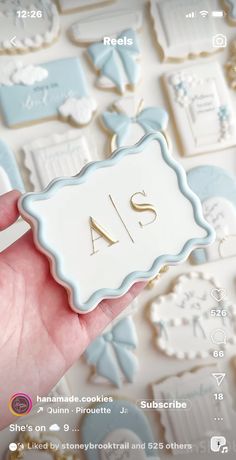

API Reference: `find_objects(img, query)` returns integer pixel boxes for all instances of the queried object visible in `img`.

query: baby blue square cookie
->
[0,58,96,128]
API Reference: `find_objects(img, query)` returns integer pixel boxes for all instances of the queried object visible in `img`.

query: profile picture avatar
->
[212,34,227,48]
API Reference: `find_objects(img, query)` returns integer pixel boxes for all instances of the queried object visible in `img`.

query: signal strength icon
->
[186,11,195,18]
[200,10,209,17]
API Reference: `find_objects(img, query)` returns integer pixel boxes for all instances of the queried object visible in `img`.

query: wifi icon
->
[200,10,209,17]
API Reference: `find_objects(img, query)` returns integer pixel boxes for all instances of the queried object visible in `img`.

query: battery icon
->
[212,10,224,17]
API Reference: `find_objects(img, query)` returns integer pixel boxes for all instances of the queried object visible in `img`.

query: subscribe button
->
[137,399,191,410]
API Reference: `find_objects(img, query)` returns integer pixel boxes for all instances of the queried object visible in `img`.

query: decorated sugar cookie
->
[187,165,236,264]
[85,316,138,387]
[58,0,116,14]
[23,130,92,190]
[223,0,236,24]
[80,399,159,460]
[49,376,71,398]
[152,366,233,449]
[0,58,96,128]
[150,0,222,61]
[7,429,78,459]
[87,29,141,94]
[69,9,142,44]
[101,96,169,150]
[150,271,236,359]
[0,139,24,195]
[0,0,60,54]
[164,62,236,155]
[18,133,214,314]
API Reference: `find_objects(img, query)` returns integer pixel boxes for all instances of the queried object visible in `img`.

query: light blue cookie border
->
[187,165,236,265]
[19,133,215,313]
[187,165,236,207]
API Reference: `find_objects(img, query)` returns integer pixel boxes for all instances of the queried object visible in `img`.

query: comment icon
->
[210,329,227,346]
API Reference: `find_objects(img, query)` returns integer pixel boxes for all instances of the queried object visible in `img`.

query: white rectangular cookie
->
[152,366,233,451]
[23,130,92,190]
[70,9,143,44]
[150,0,220,61]
[164,61,236,155]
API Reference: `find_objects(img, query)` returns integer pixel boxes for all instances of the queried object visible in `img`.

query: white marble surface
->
[0,0,236,458]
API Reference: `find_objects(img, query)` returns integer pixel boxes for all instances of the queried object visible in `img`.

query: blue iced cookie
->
[187,165,236,263]
[102,96,169,149]
[87,29,141,94]
[84,315,138,387]
[80,398,159,460]
[0,58,95,128]
[0,139,24,195]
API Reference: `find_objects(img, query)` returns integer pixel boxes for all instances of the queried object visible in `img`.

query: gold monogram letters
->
[90,190,157,255]
[130,190,157,227]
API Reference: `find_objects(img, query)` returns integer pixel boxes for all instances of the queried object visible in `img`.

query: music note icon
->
[211,436,228,453]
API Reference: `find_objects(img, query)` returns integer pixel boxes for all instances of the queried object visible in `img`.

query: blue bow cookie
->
[88,29,140,93]
[102,105,168,147]
[84,316,138,387]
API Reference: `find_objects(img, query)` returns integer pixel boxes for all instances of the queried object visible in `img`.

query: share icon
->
[212,373,226,387]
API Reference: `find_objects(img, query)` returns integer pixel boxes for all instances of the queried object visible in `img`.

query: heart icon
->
[211,288,226,302]
[149,272,235,359]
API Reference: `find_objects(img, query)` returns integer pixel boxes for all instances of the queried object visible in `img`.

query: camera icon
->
[212,34,227,48]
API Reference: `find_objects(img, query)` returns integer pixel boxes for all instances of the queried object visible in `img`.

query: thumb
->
[80,282,145,346]
[0,190,21,231]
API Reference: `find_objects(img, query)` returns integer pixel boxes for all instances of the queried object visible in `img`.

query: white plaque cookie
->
[150,271,236,359]
[152,366,233,452]
[18,133,214,314]
[23,130,92,190]
[0,0,60,54]
[164,62,236,155]
[69,9,143,44]
[150,0,222,61]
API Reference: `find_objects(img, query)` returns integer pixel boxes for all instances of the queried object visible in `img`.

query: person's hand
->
[0,191,144,429]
